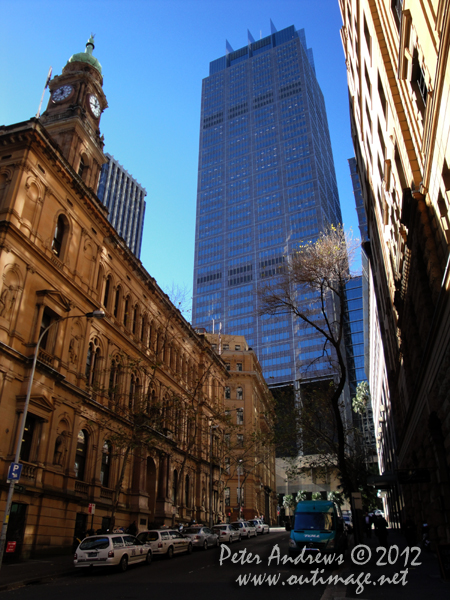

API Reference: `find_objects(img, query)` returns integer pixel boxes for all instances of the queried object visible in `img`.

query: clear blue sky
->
[1,0,357,311]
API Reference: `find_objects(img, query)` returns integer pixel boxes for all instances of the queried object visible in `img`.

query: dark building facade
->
[192,23,343,388]
[97,153,146,259]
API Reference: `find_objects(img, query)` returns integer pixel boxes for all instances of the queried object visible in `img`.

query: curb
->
[0,569,74,593]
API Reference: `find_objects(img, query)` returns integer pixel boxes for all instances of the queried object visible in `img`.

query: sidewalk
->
[0,553,75,592]
[337,528,450,600]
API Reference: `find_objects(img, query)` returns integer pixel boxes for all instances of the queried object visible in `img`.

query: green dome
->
[67,35,102,75]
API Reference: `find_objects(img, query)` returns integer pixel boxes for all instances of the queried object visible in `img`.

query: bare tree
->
[258,225,360,496]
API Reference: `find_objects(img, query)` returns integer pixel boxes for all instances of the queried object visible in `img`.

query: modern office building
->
[192,23,343,388]
[97,153,146,259]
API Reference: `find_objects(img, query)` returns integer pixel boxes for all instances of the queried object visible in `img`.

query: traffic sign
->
[88,503,96,514]
[7,463,23,483]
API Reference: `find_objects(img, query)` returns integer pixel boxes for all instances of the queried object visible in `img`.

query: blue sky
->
[1,0,357,311]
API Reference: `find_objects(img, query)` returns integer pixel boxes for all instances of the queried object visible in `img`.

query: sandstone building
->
[339,0,450,545]
[0,37,229,558]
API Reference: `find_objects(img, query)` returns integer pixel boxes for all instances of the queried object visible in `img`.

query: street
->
[0,531,330,600]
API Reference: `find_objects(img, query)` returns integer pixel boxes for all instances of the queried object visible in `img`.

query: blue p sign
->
[7,463,23,482]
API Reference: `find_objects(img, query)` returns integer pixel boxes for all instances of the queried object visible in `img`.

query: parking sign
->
[7,463,23,483]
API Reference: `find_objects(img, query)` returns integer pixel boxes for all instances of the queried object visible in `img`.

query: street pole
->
[0,310,105,570]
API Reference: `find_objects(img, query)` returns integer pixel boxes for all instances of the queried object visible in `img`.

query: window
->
[237,362,243,371]
[78,156,86,178]
[226,363,231,370]
[236,386,243,400]
[85,339,101,388]
[363,13,371,56]
[223,344,229,350]
[20,414,38,462]
[224,487,230,506]
[123,296,130,327]
[113,286,121,318]
[103,275,111,309]
[185,474,190,506]
[172,470,178,504]
[237,434,244,447]
[225,386,231,399]
[75,429,89,480]
[235,345,241,350]
[39,306,58,353]
[100,441,111,487]
[52,215,68,258]
[411,48,428,114]
[236,408,244,425]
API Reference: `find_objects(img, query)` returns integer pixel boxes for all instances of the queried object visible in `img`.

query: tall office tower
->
[97,153,146,258]
[192,23,343,387]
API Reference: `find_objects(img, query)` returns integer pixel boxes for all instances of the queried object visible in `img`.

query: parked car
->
[230,521,256,539]
[248,519,270,535]
[182,525,219,550]
[74,534,151,572]
[343,514,353,533]
[137,529,192,558]
[212,523,241,543]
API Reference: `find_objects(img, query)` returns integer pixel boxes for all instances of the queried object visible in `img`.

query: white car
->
[212,523,241,543]
[74,534,151,572]
[248,519,270,535]
[137,529,192,558]
[230,521,256,539]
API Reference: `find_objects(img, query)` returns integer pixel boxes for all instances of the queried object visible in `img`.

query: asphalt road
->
[0,530,333,600]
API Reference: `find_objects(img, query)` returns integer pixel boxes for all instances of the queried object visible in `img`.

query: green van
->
[288,500,347,557]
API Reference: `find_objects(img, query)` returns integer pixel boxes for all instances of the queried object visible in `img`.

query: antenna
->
[36,66,52,118]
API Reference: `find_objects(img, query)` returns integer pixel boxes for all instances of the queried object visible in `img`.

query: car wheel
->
[203,540,208,551]
[166,546,174,559]
[187,543,193,554]
[146,550,152,565]
[239,534,242,542]
[119,555,128,572]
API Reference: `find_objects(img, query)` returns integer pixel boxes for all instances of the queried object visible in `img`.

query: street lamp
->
[0,309,105,570]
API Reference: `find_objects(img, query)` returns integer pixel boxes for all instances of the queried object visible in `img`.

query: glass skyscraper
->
[97,153,147,259]
[192,24,343,387]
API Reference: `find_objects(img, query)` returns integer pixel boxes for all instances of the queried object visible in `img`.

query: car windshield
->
[79,537,110,550]
[294,512,334,531]
[213,526,226,530]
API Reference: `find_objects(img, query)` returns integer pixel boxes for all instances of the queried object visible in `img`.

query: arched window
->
[185,474,190,507]
[52,214,67,257]
[225,386,231,399]
[123,296,130,327]
[85,338,101,389]
[132,304,138,335]
[172,470,178,504]
[140,313,147,343]
[113,286,121,318]
[236,387,243,400]
[103,275,111,309]
[108,357,121,406]
[100,440,111,487]
[74,429,89,480]
[129,373,136,411]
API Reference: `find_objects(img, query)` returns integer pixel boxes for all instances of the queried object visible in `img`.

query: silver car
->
[212,523,241,543]
[182,526,219,550]
[74,534,152,572]
[230,521,256,539]
[248,519,270,535]
[137,529,192,558]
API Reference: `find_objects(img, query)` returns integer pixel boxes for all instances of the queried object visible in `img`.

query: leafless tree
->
[258,225,361,496]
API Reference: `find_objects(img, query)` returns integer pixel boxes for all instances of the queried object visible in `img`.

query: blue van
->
[288,500,347,557]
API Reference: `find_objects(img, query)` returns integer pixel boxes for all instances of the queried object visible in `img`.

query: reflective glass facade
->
[192,25,343,386]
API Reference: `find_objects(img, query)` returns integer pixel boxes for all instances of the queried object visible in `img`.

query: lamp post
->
[0,309,105,569]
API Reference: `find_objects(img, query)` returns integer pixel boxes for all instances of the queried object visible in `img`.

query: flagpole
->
[36,66,52,118]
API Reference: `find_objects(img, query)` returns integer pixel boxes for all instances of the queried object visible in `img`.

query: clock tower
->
[40,35,108,191]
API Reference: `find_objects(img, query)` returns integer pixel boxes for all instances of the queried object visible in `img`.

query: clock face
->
[89,94,101,118]
[52,85,73,103]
